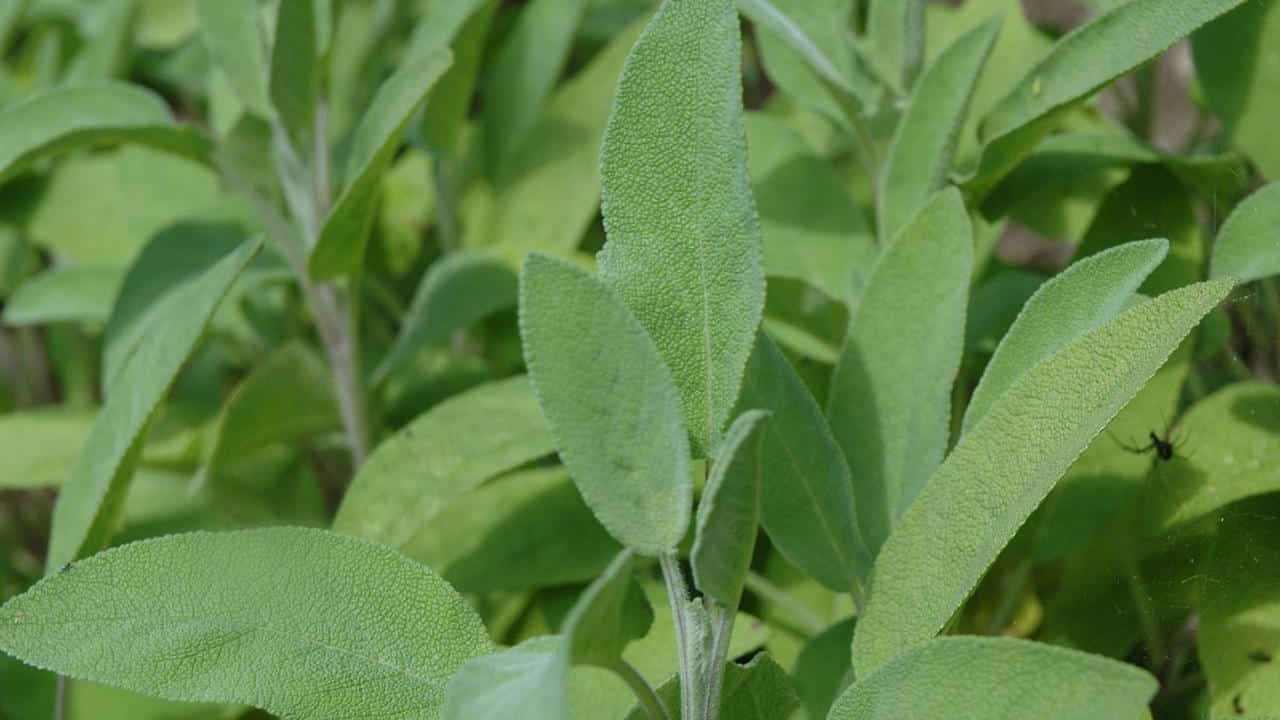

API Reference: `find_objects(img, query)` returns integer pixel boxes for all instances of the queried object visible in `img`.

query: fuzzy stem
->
[660,554,700,720]
[701,603,735,720]
[613,659,672,720]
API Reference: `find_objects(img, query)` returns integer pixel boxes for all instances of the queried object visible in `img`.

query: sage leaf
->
[269,0,320,150]
[830,637,1158,720]
[693,410,768,610]
[566,552,654,668]
[1210,182,1280,283]
[622,653,798,720]
[196,0,272,116]
[519,253,692,555]
[793,619,855,720]
[443,637,565,720]
[864,0,926,93]
[45,239,262,571]
[852,279,1235,674]
[828,188,971,557]
[599,0,765,455]
[0,528,492,719]
[5,266,125,326]
[0,410,94,489]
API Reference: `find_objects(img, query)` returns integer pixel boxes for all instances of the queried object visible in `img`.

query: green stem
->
[660,554,700,720]
[744,571,825,637]
[53,674,66,720]
[433,156,460,251]
[702,603,735,720]
[612,659,672,720]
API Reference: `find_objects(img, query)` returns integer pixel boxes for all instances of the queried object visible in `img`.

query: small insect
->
[1233,692,1245,715]
[59,562,73,574]
[1248,649,1274,664]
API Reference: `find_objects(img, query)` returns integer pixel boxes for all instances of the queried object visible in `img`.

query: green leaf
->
[0,409,94,489]
[419,0,496,156]
[879,18,998,242]
[864,0,925,93]
[66,0,136,83]
[792,619,854,720]
[828,188,972,556]
[623,653,799,720]
[269,0,320,150]
[830,637,1158,719]
[308,47,452,279]
[44,239,261,571]
[971,0,1246,196]
[195,0,271,116]
[851,278,1234,674]
[482,0,588,177]
[600,0,765,455]
[442,637,565,720]
[333,375,555,549]
[963,239,1168,434]
[693,410,768,609]
[0,528,492,719]
[736,331,870,594]
[519,254,692,555]
[5,265,125,326]
[0,83,212,183]
[1210,182,1280,283]
[404,467,621,593]
[565,551,654,668]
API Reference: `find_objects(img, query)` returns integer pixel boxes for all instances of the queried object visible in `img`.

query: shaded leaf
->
[622,653,798,720]
[196,0,272,116]
[693,410,768,609]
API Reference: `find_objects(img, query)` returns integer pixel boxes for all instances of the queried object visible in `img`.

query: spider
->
[1109,418,1189,463]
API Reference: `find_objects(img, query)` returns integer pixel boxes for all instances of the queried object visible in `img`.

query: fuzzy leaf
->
[693,410,768,609]
[1210,182,1280,283]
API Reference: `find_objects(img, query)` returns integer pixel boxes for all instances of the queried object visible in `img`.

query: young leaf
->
[443,637,566,720]
[196,0,272,116]
[333,375,555,549]
[852,279,1235,674]
[599,0,765,455]
[879,19,999,242]
[482,0,588,177]
[565,552,655,668]
[963,238,1169,434]
[45,239,262,571]
[0,83,213,183]
[828,188,972,557]
[269,0,320,150]
[519,254,692,555]
[5,266,125,326]
[0,528,492,719]
[830,637,1158,719]
[864,0,926,93]
[1210,182,1280,283]
[0,410,94,489]
[693,410,768,610]
[737,332,870,594]
[308,47,452,279]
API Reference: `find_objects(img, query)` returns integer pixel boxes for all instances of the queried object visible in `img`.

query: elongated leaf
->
[565,551,654,668]
[309,48,452,279]
[45,239,261,571]
[737,331,870,594]
[0,83,212,183]
[1210,182,1280,283]
[0,410,94,489]
[599,0,765,455]
[5,266,124,326]
[864,0,925,93]
[830,637,1157,720]
[196,0,272,116]
[0,528,492,719]
[963,239,1168,434]
[419,0,496,156]
[828,188,971,556]
[693,410,768,609]
[519,254,691,555]
[269,0,320,149]
[852,279,1235,674]
[879,19,998,242]
[482,0,587,177]
[737,0,872,105]
[333,375,555,548]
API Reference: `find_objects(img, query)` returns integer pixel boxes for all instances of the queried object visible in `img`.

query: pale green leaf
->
[565,551,654,668]
[693,410,768,609]
[1210,182,1280,283]
[864,0,925,93]
[519,253,692,555]
[195,0,272,116]
[852,279,1235,674]
[879,18,998,242]
[0,410,94,489]
[0,83,212,183]
[828,188,971,556]
[333,375,555,548]
[737,331,870,594]
[830,637,1158,720]
[963,238,1168,434]
[443,637,565,720]
[269,0,319,149]
[0,528,492,719]
[599,0,765,454]
[309,47,452,279]
[5,266,124,326]
[45,239,261,571]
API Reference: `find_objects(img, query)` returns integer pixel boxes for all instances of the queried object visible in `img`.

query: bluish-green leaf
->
[852,279,1234,674]
[1210,182,1280,283]
[828,188,971,557]
[519,254,692,555]
[693,410,768,609]
[599,0,765,455]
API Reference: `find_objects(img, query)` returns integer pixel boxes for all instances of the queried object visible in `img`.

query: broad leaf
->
[0,528,492,719]
[852,279,1234,674]
[879,19,998,242]
[599,0,765,455]
[1210,181,1280,283]
[0,83,212,183]
[693,410,768,609]
[830,637,1157,719]
[5,266,125,326]
[0,410,94,489]
[963,238,1168,434]
[333,375,555,548]
[828,189,971,556]
[519,254,691,555]
[46,239,261,571]
[196,0,272,116]
[737,331,870,594]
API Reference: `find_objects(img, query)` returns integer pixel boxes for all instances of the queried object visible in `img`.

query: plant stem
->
[433,157,459,251]
[660,553,699,720]
[612,659,672,720]
[743,571,825,637]
[309,283,370,466]
[701,603,735,720]
[53,674,66,720]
